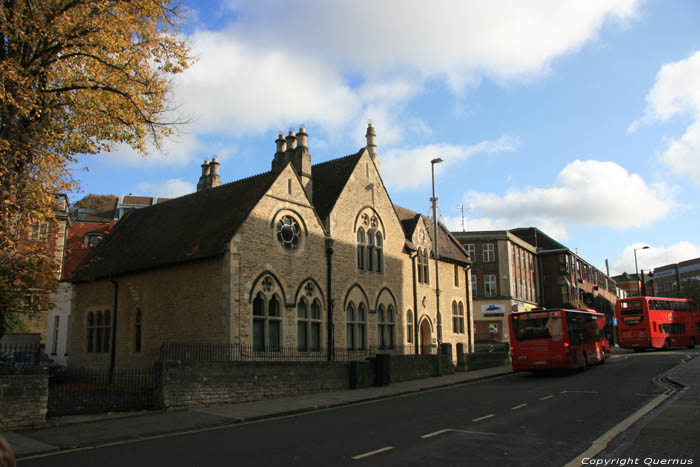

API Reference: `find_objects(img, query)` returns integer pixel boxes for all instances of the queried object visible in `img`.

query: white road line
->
[539,395,554,400]
[450,429,498,436]
[511,403,528,410]
[352,446,394,460]
[472,414,495,422]
[421,429,451,439]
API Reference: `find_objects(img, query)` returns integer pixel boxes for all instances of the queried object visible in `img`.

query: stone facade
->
[69,125,472,369]
[0,367,48,430]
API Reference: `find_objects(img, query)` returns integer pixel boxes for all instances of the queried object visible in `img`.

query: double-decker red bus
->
[509,308,609,371]
[615,296,699,351]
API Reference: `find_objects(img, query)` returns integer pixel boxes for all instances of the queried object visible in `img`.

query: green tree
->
[0,0,192,337]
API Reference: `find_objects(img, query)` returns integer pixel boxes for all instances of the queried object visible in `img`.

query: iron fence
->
[0,343,43,367]
[48,367,154,416]
[159,342,419,362]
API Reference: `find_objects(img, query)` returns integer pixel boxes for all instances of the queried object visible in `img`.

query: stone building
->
[452,230,539,342]
[69,125,472,369]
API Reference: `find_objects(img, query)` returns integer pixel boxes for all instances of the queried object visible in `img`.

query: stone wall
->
[0,368,48,430]
[154,360,351,408]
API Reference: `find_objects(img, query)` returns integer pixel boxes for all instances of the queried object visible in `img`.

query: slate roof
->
[394,205,470,265]
[311,149,364,220]
[72,170,280,282]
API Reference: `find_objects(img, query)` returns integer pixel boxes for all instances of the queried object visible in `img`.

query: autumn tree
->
[0,1,192,337]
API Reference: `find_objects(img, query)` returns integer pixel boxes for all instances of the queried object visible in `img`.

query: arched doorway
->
[419,318,432,354]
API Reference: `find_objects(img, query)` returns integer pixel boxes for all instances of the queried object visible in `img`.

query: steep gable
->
[311,149,364,221]
[73,170,280,282]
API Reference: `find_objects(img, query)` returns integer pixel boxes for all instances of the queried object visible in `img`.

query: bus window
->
[512,312,561,341]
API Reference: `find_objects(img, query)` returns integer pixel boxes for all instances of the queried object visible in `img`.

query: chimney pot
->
[297,127,308,148]
[275,133,287,153]
[286,130,297,150]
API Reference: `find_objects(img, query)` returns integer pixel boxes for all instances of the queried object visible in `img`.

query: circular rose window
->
[276,215,300,250]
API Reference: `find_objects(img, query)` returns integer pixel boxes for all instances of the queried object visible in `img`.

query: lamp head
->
[431,157,443,165]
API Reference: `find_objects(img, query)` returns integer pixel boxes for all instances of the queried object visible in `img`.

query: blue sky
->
[71,0,700,277]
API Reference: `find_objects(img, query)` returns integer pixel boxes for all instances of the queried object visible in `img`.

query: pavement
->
[3,349,699,464]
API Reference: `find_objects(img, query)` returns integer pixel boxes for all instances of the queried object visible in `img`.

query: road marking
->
[560,390,598,395]
[472,414,495,422]
[539,395,554,400]
[421,429,451,439]
[511,403,528,410]
[352,446,394,460]
[451,429,497,436]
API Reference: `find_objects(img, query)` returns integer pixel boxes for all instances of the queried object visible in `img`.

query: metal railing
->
[0,343,43,367]
[48,367,154,416]
[159,342,420,362]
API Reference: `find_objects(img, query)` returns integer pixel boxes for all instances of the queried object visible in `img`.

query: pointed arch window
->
[406,310,414,343]
[253,291,282,351]
[297,298,323,351]
[134,307,142,353]
[357,228,365,270]
[418,249,430,284]
[374,232,383,273]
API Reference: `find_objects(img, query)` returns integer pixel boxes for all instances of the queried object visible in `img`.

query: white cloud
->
[138,178,196,199]
[609,241,700,276]
[630,51,700,183]
[221,1,639,91]
[465,160,674,237]
[102,131,206,167]
[381,135,519,191]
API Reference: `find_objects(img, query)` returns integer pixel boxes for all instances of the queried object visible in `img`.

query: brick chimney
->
[366,123,379,170]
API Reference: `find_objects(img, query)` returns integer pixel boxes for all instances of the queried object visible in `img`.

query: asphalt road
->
[19,350,695,467]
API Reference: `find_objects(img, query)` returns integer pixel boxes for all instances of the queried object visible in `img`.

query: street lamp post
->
[633,246,649,296]
[431,157,443,373]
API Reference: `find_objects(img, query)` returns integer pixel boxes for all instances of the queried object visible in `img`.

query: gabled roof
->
[72,170,280,282]
[393,205,421,239]
[394,205,471,265]
[311,149,364,220]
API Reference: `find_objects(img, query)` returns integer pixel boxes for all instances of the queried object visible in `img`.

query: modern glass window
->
[466,244,475,261]
[483,243,495,262]
[484,274,497,297]
[471,275,478,298]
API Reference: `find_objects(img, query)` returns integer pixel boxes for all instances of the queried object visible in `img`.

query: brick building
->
[10,194,70,337]
[452,230,539,342]
[69,125,472,369]
[511,228,618,318]
[653,257,700,297]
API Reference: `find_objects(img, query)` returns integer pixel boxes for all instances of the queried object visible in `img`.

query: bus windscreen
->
[512,312,563,341]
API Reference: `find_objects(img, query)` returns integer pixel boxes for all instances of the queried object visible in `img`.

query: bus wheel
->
[663,339,671,351]
[688,338,696,349]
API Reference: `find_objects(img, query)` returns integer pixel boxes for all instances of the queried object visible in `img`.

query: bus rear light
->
[563,342,570,353]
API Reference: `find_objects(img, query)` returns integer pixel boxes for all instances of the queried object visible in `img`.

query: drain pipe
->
[326,239,334,361]
[109,277,119,383]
